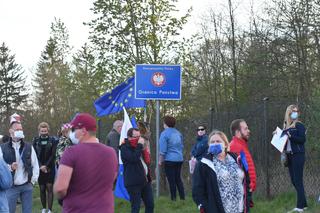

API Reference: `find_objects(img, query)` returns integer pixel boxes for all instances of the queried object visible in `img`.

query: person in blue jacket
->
[282,105,307,212]
[191,125,209,161]
[0,157,13,213]
[159,115,185,201]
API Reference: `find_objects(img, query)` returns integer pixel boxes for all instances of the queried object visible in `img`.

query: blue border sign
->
[135,64,181,100]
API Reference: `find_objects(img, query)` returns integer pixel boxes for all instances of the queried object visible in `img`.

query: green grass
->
[253,192,320,213]
[115,193,320,213]
[29,185,320,212]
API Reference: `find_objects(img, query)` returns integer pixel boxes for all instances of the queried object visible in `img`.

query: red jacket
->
[230,136,257,192]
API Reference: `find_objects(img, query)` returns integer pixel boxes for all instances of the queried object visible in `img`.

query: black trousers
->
[287,152,307,209]
[126,182,154,213]
[164,161,185,201]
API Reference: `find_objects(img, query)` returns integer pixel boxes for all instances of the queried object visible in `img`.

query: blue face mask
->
[208,143,223,155]
[290,112,298,120]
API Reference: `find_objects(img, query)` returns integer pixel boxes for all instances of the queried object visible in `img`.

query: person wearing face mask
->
[54,113,118,213]
[282,105,307,213]
[54,123,73,207]
[32,122,57,213]
[120,128,154,213]
[192,130,250,213]
[0,114,39,213]
[55,123,73,167]
[191,125,209,161]
[229,119,256,209]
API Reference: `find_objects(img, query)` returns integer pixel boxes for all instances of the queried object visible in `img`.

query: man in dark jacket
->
[105,120,123,155]
[120,128,154,213]
[0,114,39,213]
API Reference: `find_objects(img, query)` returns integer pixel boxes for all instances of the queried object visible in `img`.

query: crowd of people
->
[0,103,309,213]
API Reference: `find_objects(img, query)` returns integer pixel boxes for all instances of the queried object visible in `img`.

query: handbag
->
[280,152,288,167]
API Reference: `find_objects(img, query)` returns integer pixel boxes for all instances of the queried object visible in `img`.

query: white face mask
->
[14,130,25,140]
[69,131,79,144]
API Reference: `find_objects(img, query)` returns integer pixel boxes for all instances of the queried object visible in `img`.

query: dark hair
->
[230,119,245,136]
[197,124,207,129]
[138,121,149,135]
[127,128,139,138]
[163,115,176,127]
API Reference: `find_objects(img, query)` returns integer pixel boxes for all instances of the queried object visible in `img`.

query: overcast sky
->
[0,0,258,72]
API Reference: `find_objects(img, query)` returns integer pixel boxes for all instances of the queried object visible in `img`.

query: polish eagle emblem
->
[151,72,165,87]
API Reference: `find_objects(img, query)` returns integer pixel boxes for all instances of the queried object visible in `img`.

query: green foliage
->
[33,19,74,132]
[71,43,105,114]
[87,0,192,84]
[0,42,28,127]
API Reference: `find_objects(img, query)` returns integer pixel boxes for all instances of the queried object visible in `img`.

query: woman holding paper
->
[283,105,307,212]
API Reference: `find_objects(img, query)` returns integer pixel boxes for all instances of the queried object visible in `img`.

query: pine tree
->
[33,19,73,131]
[71,43,101,114]
[0,42,27,125]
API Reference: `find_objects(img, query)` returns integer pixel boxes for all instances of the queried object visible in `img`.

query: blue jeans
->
[7,183,33,213]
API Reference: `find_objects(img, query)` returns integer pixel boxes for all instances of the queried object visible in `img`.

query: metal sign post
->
[135,64,182,197]
[155,100,160,197]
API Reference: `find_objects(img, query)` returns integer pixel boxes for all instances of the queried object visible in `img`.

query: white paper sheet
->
[271,127,288,152]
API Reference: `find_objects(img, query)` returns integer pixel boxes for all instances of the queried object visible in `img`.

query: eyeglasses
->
[197,128,205,131]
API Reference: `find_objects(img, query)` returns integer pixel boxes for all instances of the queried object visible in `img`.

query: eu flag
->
[94,77,146,117]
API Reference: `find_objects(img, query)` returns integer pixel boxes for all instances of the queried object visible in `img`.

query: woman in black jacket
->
[283,105,307,212]
[120,128,154,213]
[32,122,57,213]
[192,130,250,213]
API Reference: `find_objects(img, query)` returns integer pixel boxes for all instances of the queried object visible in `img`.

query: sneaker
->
[287,208,304,212]
[41,209,47,213]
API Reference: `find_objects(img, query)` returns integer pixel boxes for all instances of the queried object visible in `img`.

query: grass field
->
[29,185,320,212]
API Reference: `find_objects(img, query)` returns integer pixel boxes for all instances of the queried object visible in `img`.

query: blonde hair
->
[38,122,50,131]
[208,130,230,152]
[283,104,299,129]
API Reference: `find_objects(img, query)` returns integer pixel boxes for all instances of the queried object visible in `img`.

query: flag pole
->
[144,106,147,123]
[156,100,160,197]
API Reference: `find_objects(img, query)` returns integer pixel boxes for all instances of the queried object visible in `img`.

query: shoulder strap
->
[228,152,238,161]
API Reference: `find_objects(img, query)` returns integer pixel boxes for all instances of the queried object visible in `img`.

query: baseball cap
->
[69,113,97,131]
[10,113,22,125]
